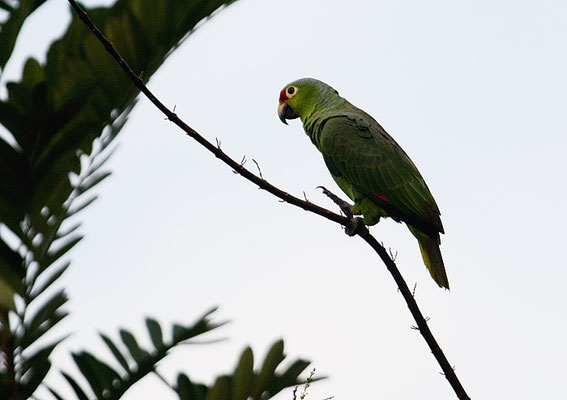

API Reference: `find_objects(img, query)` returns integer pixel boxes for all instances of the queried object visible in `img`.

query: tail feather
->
[408,226,449,289]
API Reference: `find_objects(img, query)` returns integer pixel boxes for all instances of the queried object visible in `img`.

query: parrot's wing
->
[318,113,444,239]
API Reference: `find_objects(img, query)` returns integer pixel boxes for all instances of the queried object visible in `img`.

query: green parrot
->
[278,78,449,289]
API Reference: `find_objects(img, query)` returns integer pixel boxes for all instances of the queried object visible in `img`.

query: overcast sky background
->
[2,0,567,399]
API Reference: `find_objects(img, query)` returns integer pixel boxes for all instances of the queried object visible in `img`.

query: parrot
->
[277,78,449,289]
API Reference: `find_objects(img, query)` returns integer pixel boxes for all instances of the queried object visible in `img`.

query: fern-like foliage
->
[0,0,236,398]
[46,311,311,400]
[50,308,227,400]
[0,0,50,72]
[193,339,313,400]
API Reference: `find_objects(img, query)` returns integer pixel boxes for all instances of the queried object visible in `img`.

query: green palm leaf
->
[0,0,48,72]
[57,308,228,400]
[0,1,237,398]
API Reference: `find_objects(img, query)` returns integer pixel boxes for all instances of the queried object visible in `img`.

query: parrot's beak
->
[278,102,298,125]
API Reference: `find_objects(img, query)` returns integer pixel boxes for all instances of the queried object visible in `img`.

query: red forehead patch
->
[279,89,287,103]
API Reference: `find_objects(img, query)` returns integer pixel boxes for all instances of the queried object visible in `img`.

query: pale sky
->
[2,0,566,399]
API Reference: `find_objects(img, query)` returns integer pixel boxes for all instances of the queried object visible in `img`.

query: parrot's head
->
[278,78,340,125]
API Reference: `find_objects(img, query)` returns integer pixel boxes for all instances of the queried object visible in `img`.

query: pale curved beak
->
[278,102,299,125]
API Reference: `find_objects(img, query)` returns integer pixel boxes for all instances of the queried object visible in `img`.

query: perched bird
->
[278,78,449,288]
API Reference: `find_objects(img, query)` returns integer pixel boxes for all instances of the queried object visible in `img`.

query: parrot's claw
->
[345,216,366,237]
[317,186,356,218]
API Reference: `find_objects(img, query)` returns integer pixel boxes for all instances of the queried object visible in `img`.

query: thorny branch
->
[66,1,470,399]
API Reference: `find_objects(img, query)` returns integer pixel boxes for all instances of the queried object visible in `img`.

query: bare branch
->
[66,2,470,399]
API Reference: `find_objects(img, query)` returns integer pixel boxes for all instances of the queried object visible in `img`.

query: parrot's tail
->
[408,226,450,289]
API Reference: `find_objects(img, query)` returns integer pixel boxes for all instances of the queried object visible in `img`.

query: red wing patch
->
[373,193,389,202]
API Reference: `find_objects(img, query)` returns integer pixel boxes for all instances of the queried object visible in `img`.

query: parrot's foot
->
[345,216,366,236]
[317,186,368,237]
[317,186,356,218]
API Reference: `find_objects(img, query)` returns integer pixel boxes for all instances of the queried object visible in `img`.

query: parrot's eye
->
[286,86,296,97]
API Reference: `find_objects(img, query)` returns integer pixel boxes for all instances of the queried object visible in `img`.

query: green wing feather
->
[317,112,443,238]
[314,111,449,288]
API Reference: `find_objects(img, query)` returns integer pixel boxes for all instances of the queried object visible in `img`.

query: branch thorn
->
[252,159,263,179]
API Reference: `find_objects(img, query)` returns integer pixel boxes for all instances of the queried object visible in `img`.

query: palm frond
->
[174,339,314,400]
[55,308,227,400]
[0,0,49,72]
[0,0,237,397]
